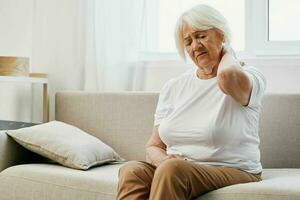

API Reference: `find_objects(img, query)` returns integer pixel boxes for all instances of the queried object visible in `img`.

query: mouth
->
[195,52,207,59]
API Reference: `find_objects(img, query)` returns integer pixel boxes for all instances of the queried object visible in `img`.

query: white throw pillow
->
[6,121,124,170]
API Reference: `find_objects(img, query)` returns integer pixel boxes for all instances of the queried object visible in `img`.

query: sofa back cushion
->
[260,93,300,168]
[56,92,158,162]
[55,92,300,168]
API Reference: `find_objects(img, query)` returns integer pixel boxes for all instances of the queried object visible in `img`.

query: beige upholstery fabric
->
[0,131,26,171]
[0,131,42,172]
[1,92,300,200]
[56,92,158,161]
[197,169,300,200]
[0,163,122,200]
[1,164,300,200]
[56,92,300,168]
[7,121,122,170]
[260,94,300,168]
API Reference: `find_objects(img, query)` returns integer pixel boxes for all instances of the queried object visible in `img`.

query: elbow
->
[145,143,155,152]
[145,141,152,149]
[217,68,237,93]
[145,142,166,151]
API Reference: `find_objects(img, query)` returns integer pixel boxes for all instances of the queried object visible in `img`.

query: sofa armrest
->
[0,131,41,172]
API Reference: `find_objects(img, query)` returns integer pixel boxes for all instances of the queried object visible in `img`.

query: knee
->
[118,161,148,178]
[154,159,187,180]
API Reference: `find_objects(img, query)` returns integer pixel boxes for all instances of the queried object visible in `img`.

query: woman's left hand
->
[166,154,186,161]
[220,46,245,66]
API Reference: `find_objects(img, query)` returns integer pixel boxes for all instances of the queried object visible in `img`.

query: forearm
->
[146,146,168,167]
[217,52,252,105]
[217,52,243,92]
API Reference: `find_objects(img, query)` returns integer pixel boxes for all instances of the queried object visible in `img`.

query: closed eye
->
[196,34,206,39]
[184,39,192,46]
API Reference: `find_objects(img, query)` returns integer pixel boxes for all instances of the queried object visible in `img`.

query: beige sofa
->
[0,92,300,200]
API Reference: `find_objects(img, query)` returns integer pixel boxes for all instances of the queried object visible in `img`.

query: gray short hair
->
[175,4,232,60]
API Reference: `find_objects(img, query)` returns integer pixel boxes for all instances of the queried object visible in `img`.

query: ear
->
[220,34,226,46]
[214,29,225,47]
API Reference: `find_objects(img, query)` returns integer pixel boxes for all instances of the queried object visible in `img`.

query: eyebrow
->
[183,31,207,40]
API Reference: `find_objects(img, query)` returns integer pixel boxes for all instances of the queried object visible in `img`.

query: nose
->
[191,39,203,51]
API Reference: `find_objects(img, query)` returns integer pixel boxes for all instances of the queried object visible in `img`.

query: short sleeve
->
[244,66,267,108]
[154,80,175,126]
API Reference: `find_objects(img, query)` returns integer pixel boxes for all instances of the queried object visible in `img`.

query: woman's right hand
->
[145,125,185,167]
[156,154,185,167]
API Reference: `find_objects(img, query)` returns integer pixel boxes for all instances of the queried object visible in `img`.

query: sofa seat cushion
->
[1,165,300,200]
[197,168,300,200]
[0,163,123,200]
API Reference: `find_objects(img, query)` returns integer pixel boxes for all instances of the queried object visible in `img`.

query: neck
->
[196,64,218,79]
[196,51,223,79]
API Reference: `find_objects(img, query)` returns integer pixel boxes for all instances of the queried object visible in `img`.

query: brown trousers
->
[116,159,261,200]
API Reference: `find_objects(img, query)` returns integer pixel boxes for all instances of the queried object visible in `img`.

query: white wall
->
[0,0,34,122]
[243,58,300,93]
[0,0,84,123]
[1,0,300,123]
[30,0,85,122]
[139,58,300,92]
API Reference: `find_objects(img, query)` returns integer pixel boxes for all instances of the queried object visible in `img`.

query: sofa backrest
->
[55,92,300,168]
[55,92,157,163]
[260,93,300,168]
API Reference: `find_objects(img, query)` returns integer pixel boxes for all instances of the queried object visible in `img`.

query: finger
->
[172,155,184,159]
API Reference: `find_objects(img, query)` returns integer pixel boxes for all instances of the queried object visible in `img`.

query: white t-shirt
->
[154,66,266,174]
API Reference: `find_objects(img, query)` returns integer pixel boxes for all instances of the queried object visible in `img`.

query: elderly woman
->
[117,4,266,200]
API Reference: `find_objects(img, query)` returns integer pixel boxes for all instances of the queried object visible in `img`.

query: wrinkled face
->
[182,24,224,70]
